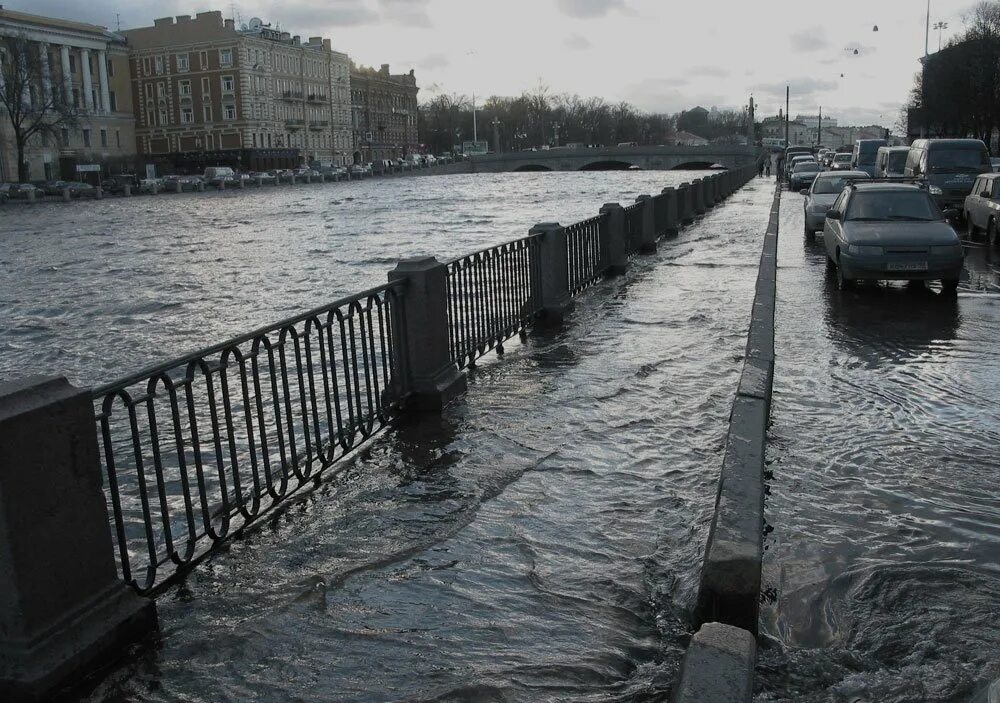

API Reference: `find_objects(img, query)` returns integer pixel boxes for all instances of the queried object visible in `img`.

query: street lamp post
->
[933,21,948,51]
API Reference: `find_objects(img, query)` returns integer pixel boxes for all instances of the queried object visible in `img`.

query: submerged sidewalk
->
[85,179,776,703]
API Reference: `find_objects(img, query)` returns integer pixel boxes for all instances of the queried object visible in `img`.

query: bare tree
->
[0,33,80,181]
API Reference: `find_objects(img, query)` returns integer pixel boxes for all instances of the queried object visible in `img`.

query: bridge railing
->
[91,283,404,593]
[0,167,761,697]
[565,213,607,295]
[445,236,543,369]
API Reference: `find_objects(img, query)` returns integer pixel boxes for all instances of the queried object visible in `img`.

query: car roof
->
[912,138,987,149]
[850,182,926,192]
[877,146,910,153]
[815,170,868,178]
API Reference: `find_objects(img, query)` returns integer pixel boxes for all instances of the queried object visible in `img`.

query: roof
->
[815,170,869,178]
[911,138,988,149]
[0,7,110,35]
[851,182,924,192]
[878,146,910,152]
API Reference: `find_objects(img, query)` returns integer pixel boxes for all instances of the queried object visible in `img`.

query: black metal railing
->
[624,202,644,258]
[565,213,606,295]
[93,282,405,594]
[445,236,542,368]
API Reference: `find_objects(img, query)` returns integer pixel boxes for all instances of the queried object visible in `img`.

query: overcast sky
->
[7,0,984,128]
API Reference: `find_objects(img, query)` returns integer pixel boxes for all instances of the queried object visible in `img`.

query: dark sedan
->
[790,161,823,190]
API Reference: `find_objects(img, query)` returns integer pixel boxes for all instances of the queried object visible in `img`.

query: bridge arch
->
[577,160,637,171]
[512,164,553,172]
[671,161,719,170]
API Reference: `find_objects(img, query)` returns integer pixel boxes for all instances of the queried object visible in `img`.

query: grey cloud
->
[754,77,838,99]
[264,1,380,28]
[689,65,729,78]
[24,0,183,28]
[377,0,432,27]
[414,52,449,70]
[564,33,592,50]
[555,0,631,19]
[790,25,829,52]
[623,78,725,114]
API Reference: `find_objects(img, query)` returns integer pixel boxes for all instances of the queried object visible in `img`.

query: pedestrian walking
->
[758,161,765,177]
[765,159,771,177]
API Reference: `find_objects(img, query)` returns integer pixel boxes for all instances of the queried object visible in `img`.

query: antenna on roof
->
[116,13,120,31]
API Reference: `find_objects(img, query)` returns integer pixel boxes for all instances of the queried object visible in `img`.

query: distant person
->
[758,161,765,177]
[765,160,771,176]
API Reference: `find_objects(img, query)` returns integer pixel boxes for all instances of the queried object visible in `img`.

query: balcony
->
[306,93,328,104]
[286,118,305,129]
[280,90,304,101]
[308,120,329,130]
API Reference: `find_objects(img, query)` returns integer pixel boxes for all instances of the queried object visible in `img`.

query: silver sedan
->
[823,183,964,291]
[802,170,870,235]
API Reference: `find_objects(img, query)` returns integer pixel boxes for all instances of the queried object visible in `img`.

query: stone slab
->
[671,622,756,703]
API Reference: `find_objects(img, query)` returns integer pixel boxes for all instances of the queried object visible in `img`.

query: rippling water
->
[0,171,710,389]
[757,190,1000,702]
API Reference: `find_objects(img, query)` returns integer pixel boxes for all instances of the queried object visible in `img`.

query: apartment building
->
[124,11,353,173]
[350,64,419,163]
[0,7,136,182]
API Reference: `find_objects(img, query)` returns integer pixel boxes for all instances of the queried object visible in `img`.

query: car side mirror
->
[826,210,841,220]
[800,189,809,195]
[941,208,959,219]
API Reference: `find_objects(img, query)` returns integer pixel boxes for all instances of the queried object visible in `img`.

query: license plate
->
[887,261,928,271]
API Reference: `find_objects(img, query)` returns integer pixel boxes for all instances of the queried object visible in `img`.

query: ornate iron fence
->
[623,202,644,258]
[445,236,542,368]
[92,282,405,593]
[565,213,607,295]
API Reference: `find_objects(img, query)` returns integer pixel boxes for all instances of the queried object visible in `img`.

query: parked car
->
[64,181,95,196]
[830,153,854,171]
[137,178,162,193]
[962,172,1000,246]
[851,139,888,178]
[42,180,69,195]
[991,157,1000,173]
[203,166,236,187]
[102,174,138,194]
[904,138,992,212]
[874,146,910,179]
[823,182,963,291]
[250,171,277,184]
[790,161,823,190]
[0,182,40,199]
[802,170,871,235]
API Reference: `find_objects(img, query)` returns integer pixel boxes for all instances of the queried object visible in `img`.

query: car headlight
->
[928,185,943,195]
[931,244,963,256]
[847,245,884,255]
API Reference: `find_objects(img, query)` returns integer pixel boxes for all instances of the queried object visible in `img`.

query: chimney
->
[281,32,290,41]
[380,63,389,74]
[153,17,174,27]
[309,36,322,45]
[323,38,331,51]
[176,15,191,23]
[292,35,301,46]
[224,18,235,30]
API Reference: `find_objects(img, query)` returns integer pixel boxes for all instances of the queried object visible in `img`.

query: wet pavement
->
[757,188,1000,702]
[70,178,775,702]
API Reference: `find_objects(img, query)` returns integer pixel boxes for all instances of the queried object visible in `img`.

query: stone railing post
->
[703,176,716,209]
[256,175,264,187]
[62,187,71,202]
[0,377,157,701]
[635,194,657,254]
[94,186,103,200]
[714,173,724,202]
[529,222,573,325]
[123,184,132,197]
[388,257,467,410]
[692,178,706,216]
[660,187,679,236]
[599,202,628,276]
[677,182,693,225]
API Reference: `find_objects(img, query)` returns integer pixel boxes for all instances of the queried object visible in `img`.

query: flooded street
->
[757,189,1000,702]
[25,175,772,702]
[0,171,711,389]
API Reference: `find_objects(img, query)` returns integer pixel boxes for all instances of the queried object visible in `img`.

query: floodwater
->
[2,171,774,701]
[0,171,710,388]
[756,190,1000,702]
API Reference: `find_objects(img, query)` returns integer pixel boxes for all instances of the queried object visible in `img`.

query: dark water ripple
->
[757,190,1000,703]
[1,175,777,702]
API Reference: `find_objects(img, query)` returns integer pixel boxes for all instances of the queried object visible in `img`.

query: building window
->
[201,76,210,95]
[181,107,193,124]
[199,50,208,69]
[154,55,163,74]
[179,80,191,97]
[221,75,234,93]
[223,104,236,120]
[145,109,154,126]
[107,58,114,77]
[83,128,91,147]
[203,105,212,122]
[116,129,121,147]
[144,84,153,99]
[176,53,189,72]
[69,54,77,72]
[100,128,107,147]
[159,108,169,126]
[72,88,81,108]
[219,48,233,67]
[109,90,117,111]
[141,56,150,74]
[61,128,69,146]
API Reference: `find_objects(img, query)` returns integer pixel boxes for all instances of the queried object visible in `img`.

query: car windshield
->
[813,176,864,194]
[845,191,939,221]
[888,152,908,172]
[834,154,851,162]
[929,148,990,173]
[794,163,820,172]
[857,152,877,166]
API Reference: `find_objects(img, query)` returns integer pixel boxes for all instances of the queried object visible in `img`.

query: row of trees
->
[417,85,750,154]
[906,1,1000,146]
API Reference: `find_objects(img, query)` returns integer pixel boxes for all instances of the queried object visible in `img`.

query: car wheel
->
[836,259,853,290]
[941,278,959,294]
[988,218,999,248]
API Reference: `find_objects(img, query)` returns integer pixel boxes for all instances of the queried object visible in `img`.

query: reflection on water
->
[759,192,1000,703]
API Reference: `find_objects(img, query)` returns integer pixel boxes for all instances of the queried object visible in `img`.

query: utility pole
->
[472,93,478,143]
[785,86,790,148]
[925,0,931,58]
[817,106,822,148]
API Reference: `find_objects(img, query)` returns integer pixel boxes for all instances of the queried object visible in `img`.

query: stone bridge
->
[466,144,759,172]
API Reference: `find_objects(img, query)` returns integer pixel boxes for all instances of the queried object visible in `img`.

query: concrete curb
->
[671,622,757,703]
[695,182,779,635]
